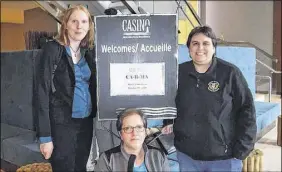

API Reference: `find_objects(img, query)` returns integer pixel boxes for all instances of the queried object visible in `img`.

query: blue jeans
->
[177,150,242,172]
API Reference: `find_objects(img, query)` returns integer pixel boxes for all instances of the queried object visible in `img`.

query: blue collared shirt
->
[134,162,147,172]
[70,48,92,119]
[39,46,92,143]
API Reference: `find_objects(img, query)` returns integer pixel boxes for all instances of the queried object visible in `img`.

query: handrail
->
[173,0,282,91]
[217,39,281,74]
[256,75,272,102]
[174,0,202,27]
[176,1,279,65]
[175,0,195,28]
[217,39,279,63]
[256,59,282,74]
[183,0,203,26]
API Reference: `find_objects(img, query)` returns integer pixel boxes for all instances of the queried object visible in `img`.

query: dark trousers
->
[50,116,93,172]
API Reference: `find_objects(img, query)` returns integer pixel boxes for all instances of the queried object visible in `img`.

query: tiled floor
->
[255,93,281,171]
[255,123,281,172]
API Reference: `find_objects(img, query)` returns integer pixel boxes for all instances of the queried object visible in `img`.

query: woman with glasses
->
[95,108,170,171]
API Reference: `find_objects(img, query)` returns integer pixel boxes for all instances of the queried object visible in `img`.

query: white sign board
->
[110,63,165,96]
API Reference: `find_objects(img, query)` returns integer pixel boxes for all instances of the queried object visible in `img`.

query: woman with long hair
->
[34,5,96,171]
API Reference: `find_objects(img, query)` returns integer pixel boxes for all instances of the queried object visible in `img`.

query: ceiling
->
[1,1,39,10]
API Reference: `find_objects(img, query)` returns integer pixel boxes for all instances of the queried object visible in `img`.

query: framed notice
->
[95,14,178,120]
[110,63,165,96]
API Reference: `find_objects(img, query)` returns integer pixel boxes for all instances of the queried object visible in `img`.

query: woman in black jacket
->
[34,5,96,171]
[162,26,256,171]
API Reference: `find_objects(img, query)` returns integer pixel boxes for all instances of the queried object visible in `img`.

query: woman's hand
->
[162,124,173,134]
[40,142,54,159]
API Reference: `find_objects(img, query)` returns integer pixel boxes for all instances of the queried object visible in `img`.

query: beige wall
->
[203,1,273,55]
[1,7,57,52]
[24,7,57,33]
[1,23,25,52]
[202,1,275,92]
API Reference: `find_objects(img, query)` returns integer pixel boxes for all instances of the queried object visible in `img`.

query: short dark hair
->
[186,25,217,49]
[116,108,147,132]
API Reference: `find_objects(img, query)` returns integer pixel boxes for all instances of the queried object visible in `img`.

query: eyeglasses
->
[122,125,145,133]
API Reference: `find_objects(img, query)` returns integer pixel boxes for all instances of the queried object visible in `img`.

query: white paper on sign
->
[110,63,165,96]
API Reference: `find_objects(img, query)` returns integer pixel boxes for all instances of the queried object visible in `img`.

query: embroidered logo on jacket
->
[208,81,220,92]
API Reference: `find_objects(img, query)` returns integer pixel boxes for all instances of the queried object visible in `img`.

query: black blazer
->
[34,40,97,138]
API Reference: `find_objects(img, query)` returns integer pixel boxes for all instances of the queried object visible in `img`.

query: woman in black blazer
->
[34,5,96,171]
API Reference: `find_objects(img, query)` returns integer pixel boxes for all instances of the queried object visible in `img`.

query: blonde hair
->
[55,5,94,49]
